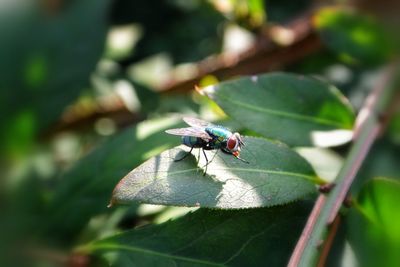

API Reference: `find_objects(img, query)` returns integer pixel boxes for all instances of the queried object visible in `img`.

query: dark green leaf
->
[201,72,354,146]
[348,178,400,267]
[111,137,320,209]
[83,202,311,267]
[388,110,400,145]
[265,0,312,24]
[313,7,394,65]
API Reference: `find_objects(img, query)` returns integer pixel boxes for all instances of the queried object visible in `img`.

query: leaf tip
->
[196,84,215,97]
[108,190,121,208]
[194,84,203,94]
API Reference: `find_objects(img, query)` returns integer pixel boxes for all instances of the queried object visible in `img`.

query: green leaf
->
[110,137,320,209]
[354,178,400,241]
[200,72,354,146]
[82,202,311,267]
[348,178,400,267]
[265,0,312,24]
[313,7,394,65]
[45,117,183,240]
[351,139,400,194]
[388,110,400,144]
[296,147,343,183]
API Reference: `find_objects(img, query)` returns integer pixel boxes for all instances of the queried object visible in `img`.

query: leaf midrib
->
[216,92,348,128]
[164,168,322,184]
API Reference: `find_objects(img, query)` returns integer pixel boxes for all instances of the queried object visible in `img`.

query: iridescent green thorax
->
[205,126,232,149]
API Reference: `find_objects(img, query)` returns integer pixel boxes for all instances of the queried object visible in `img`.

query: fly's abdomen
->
[182,136,204,148]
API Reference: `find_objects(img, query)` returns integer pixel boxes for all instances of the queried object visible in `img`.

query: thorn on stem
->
[316,239,324,249]
[343,195,353,208]
[319,183,336,194]
[378,111,387,122]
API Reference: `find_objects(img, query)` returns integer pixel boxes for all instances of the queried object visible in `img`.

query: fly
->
[165,117,249,175]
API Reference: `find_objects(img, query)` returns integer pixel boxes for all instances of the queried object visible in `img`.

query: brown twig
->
[42,11,322,138]
[162,13,320,94]
[287,63,399,267]
[327,63,395,223]
[288,195,327,267]
[317,215,341,267]
[41,98,142,139]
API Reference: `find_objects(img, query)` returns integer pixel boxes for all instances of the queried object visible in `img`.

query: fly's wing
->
[165,127,212,141]
[183,117,214,128]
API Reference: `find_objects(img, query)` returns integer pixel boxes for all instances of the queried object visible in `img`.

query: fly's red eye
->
[227,137,237,150]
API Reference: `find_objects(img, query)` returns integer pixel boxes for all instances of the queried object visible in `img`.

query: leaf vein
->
[216,93,346,128]
[87,243,225,266]
[165,168,319,183]
[222,226,271,264]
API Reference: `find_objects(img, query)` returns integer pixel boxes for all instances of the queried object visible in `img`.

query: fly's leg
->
[210,149,219,162]
[202,150,218,169]
[197,148,201,162]
[174,147,193,162]
[196,148,201,173]
[202,148,209,176]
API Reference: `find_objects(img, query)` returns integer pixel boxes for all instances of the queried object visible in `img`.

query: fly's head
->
[226,132,246,158]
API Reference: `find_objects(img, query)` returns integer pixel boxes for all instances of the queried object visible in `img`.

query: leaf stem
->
[287,63,399,267]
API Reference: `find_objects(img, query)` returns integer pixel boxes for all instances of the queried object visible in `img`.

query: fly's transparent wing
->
[165,127,212,141]
[183,117,214,128]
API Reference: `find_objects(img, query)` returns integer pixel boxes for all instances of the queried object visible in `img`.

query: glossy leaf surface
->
[111,137,320,209]
[200,72,354,146]
[86,202,311,267]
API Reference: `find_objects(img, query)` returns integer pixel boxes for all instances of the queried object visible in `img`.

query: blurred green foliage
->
[314,7,395,65]
[0,0,399,267]
[349,178,400,267]
[45,117,183,242]
[0,0,111,160]
[110,0,225,63]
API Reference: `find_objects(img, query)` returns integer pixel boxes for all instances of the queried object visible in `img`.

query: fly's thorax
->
[205,126,232,140]
[205,126,231,149]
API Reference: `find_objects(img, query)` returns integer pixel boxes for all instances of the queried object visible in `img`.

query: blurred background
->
[0,0,399,266]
